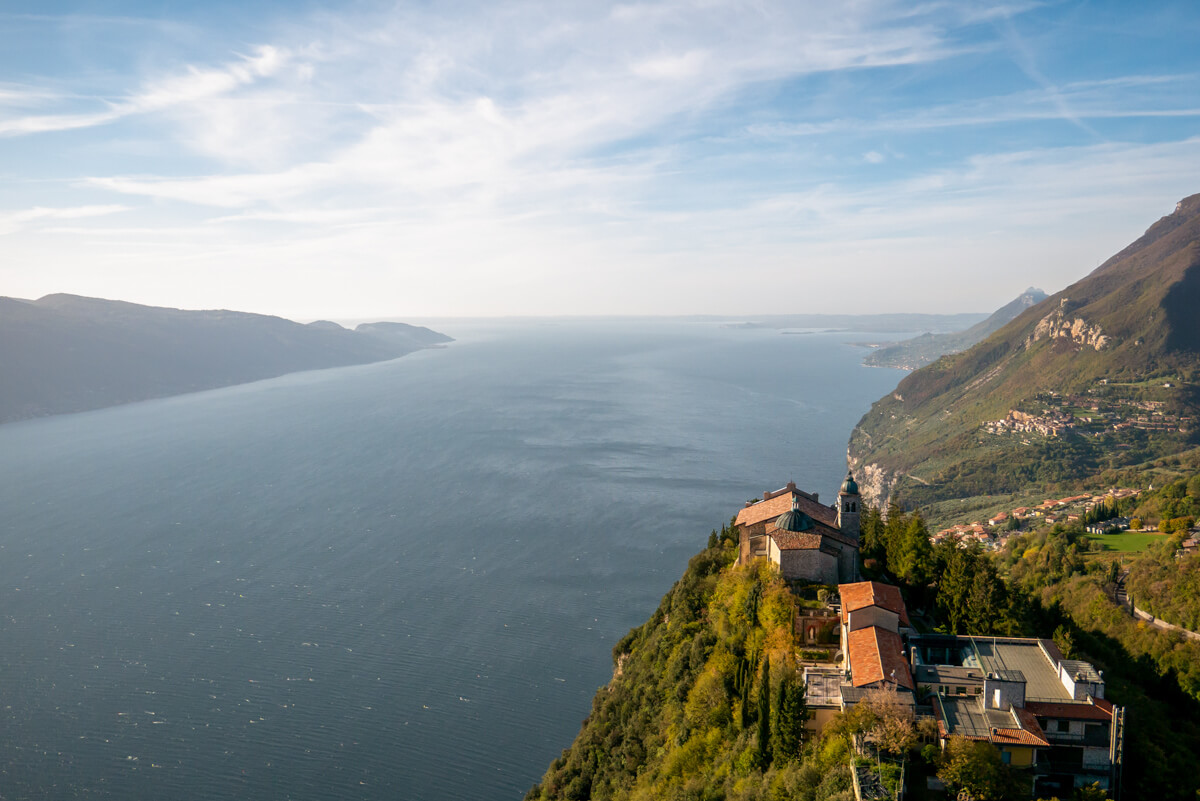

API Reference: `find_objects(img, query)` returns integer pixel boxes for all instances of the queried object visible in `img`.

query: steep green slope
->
[526,528,856,801]
[863,288,1046,369]
[850,193,1200,507]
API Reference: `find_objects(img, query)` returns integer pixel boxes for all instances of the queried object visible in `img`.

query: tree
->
[771,670,808,762]
[861,506,886,560]
[894,515,934,586]
[1053,624,1075,659]
[1106,559,1120,587]
[862,688,917,756]
[756,654,771,769]
[966,561,1007,635]
[937,546,973,633]
[937,736,1024,800]
[735,656,752,729]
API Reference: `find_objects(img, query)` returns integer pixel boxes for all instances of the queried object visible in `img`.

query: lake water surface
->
[0,319,905,800]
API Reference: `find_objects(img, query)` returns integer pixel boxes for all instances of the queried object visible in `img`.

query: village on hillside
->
[984,389,1194,440]
[737,478,1126,800]
[930,488,1143,552]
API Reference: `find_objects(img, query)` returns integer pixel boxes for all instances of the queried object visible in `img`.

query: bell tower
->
[837,471,861,538]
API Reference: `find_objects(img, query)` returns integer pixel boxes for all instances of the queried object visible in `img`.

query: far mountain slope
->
[849,193,1200,508]
[0,294,453,423]
[863,288,1047,369]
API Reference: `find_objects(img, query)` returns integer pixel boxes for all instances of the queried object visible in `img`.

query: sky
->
[1,1,1199,319]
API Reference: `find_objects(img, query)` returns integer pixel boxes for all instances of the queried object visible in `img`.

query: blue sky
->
[2,1,1199,319]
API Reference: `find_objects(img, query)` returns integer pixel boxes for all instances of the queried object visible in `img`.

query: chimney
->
[787,481,796,492]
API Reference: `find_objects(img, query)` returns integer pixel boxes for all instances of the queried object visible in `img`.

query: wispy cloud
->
[0,204,128,236]
[0,45,288,136]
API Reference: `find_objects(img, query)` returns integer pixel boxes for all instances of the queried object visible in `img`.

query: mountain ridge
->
[862,287,1047,369]
[848,193,1200,509]
[0,293,453,424]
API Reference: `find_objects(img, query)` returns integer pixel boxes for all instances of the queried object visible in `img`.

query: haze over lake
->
[0,320,905,800]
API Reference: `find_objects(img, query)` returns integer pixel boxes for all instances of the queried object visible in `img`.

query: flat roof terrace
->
[963,638,1072,702]
[804,668,844,707]
[935,696,1016,739]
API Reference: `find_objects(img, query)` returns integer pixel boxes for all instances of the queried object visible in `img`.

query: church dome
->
[775,499,814,532]
[840,473,859,495]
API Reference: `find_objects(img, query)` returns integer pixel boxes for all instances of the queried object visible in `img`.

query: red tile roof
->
[846,626,914,691]
[767,528,824,550]
[765,516,845,550]
[838,581,911,627]
[735,487,837,529]
[990,727,1049,747]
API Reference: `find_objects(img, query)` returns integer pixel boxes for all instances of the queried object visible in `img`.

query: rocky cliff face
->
[847,455,897,509]
[1027,299,1111,351]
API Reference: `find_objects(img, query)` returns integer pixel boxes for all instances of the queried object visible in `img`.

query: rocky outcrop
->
[847,452,897,509]
[1026,299,1111,351]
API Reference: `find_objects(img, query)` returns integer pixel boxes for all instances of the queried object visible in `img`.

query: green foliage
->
[1026,574,1200,799]
[1126,544,1200,631]
[771,670,807,764]
[1053,624,1075,658]
[756,654,771,769]
[936,735,1025,800]
[527,537,860,801]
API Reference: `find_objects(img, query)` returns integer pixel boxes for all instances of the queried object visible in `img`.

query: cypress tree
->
[772,672,808,762]
[740,658,752,729]
[756,654,771,769]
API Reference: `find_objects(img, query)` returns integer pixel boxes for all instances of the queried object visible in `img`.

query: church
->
[734,475,861,584]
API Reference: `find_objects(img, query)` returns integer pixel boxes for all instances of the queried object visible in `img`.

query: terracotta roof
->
[1025,701,1113,722]
[999,708,1050,746]
[838,581,911,627]
[735,487,838,529]
[769,529,823,550]
[846,626,914,690]
[766,516,846,550]
[990,727,1049,747]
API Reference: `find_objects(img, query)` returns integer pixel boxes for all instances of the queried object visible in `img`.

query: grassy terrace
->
[1087,530,1167,554]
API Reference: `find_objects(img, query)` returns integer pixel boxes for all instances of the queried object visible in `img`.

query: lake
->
[0,319,905,800]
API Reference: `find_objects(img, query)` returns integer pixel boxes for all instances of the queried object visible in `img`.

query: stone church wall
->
[779,549,837,584]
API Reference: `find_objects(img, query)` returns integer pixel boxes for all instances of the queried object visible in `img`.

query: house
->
[735,476,861,583]
[989,512,1010,527]
[838,581,915,693]
[1086,517,1129,535]
[911,634,1123,798]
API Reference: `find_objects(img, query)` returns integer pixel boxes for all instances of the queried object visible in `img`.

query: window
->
[956,686,967,695]
[1056,720,1070,733]
[974,687,983,695]
[1000,751,1012,764]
